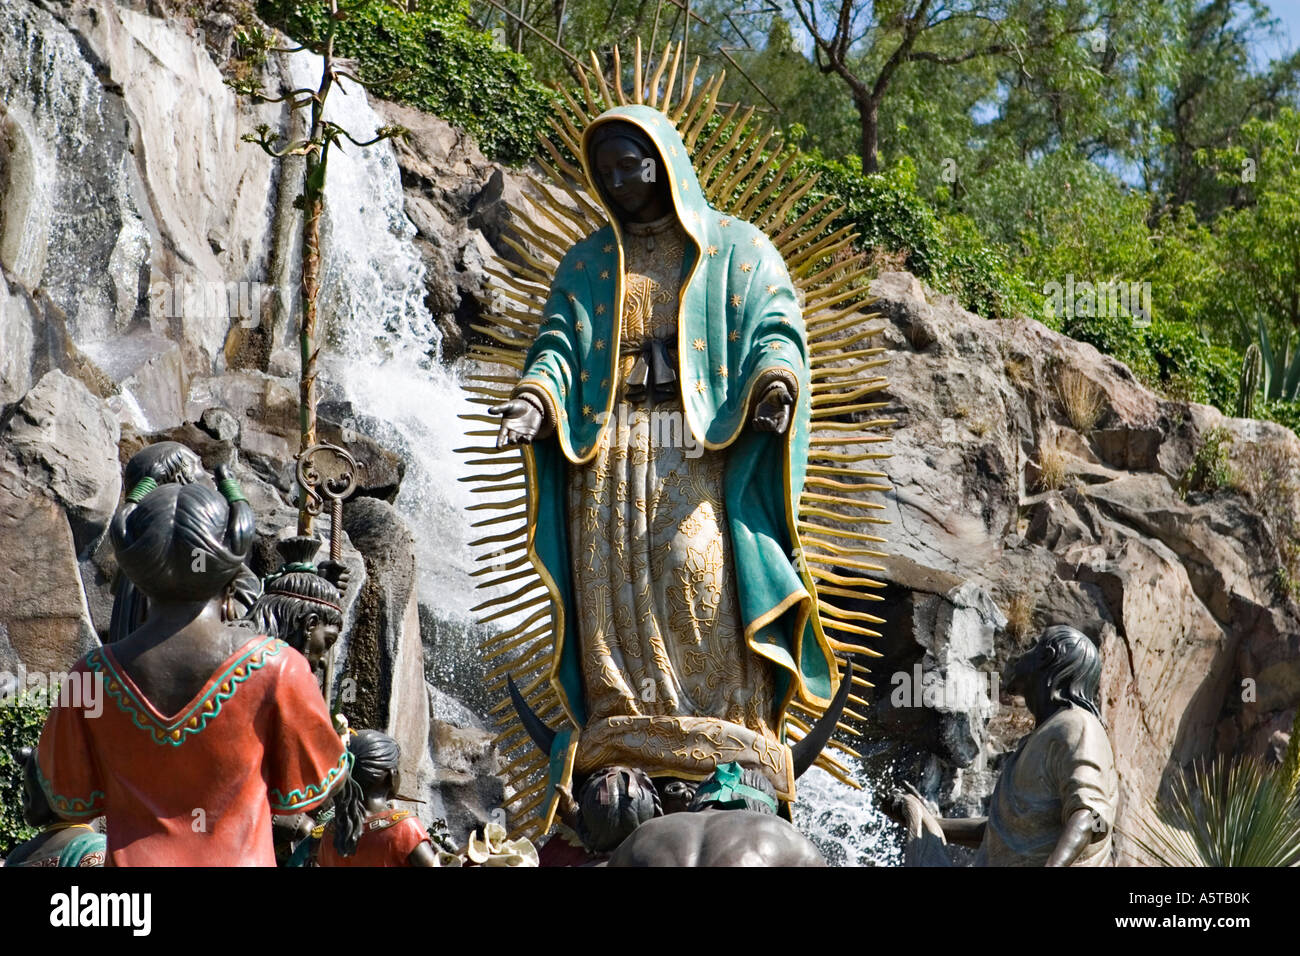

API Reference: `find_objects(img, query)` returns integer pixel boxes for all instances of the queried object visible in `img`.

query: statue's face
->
[1008,641,1052,721]
[303,614,341,671]
[593,133,666,223]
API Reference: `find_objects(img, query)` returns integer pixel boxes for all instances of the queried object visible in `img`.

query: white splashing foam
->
[793,766,904,866]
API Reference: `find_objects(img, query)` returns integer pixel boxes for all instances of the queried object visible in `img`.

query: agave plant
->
[1256,313,1300,401]
[1133,710,1300,867]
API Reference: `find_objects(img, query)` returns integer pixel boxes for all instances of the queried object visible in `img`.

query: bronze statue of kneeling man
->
[889,625,1118,866]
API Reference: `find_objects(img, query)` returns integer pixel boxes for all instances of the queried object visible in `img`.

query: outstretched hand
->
[751,380,794,434]
[490,397,546,448]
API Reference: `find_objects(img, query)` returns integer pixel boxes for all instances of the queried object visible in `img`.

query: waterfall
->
[794,767,904,866]
[286,51,509,712]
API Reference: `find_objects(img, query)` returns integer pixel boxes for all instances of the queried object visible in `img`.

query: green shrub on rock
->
[798,155,1036,321]
[1064,312,1240,412]
[258,0,553,165]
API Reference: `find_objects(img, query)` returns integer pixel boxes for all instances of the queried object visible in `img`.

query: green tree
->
[1152,0,1300,220]
[1211,109,1300,341]
[788,0,1174,173]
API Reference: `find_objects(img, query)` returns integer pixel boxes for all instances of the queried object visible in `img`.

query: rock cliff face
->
[865,272,1300,862]
[2,0,1298,861]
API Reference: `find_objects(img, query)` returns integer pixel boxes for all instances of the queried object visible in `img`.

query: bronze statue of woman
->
[37,467,350,866]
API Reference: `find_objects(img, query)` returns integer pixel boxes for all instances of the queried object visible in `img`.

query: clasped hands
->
[492,380,793,449]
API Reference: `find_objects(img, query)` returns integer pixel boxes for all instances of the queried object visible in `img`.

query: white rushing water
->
[304,58,900,863]
[287,52,490,624]
[794,767,904,866]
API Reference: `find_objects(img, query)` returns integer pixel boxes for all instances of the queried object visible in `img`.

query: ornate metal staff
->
[296,441,358,712]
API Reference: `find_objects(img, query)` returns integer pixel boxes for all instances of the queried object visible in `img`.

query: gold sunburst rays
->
[459,39,895,835]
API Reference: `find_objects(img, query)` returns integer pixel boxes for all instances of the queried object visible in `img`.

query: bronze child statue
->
[37,466,350,866]
[317,730,438,867]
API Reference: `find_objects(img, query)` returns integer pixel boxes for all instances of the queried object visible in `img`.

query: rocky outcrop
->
[864,271,1300,862]
[0,370,121,553]
[375,97,525,359]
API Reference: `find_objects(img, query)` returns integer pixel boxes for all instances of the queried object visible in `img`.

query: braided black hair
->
[110,480,253,603]
[332,730,401,858]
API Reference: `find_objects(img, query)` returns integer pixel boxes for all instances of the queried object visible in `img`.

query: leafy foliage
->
[799,155,1036,320]
[1064,312,1240,412]
[0,695,50,858]
[258,0,553,164]
[1213,110,1300,343]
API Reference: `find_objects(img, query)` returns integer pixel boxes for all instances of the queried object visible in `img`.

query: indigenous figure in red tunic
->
[318,730,437,867]
[37,467,349,866]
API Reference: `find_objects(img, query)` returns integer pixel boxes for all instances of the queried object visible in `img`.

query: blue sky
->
[1265,1,1300,43]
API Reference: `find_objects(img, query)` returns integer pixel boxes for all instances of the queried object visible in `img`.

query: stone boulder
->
[1,370,121,555]
[338,497,439,829]
[426,702,505,843]
[0,478,98,680]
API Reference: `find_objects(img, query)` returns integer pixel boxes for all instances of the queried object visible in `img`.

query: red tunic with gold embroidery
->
[37,636,348,867]
[317,808,431,867]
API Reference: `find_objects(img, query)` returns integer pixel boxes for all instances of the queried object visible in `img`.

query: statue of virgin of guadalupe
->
[490,103,845,813]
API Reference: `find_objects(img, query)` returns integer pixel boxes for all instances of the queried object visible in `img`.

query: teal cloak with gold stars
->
[512,104,838,798]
